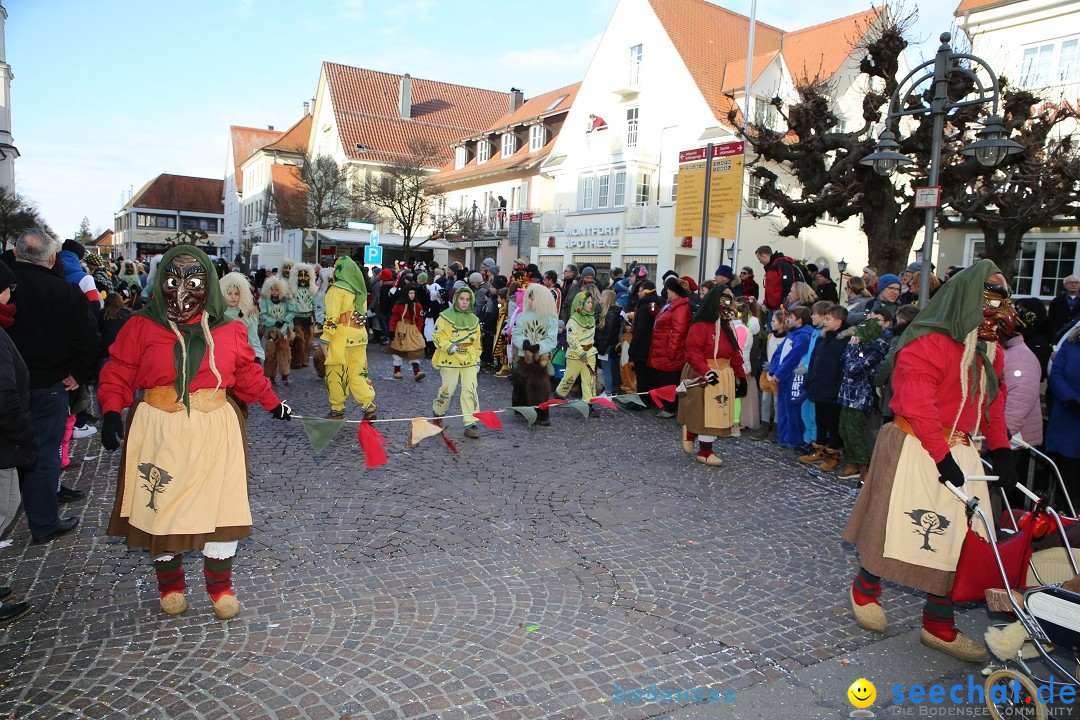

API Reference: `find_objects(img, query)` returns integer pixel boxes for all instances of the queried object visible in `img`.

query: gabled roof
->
[322,62,510,167]
[433,136,558,186]
[955,0,1023,12]
[264,114,312,155]
[124,174,224,215]
[91,229,115,247]
[782,8,883,84]
[229,126,283,191]
[481,83,580,136]
[721,50,780,92]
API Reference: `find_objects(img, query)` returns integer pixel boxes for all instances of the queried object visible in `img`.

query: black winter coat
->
[0,325,35,468]
[628,295,660,365]
[597,307,624,354]
[805,329,847,404]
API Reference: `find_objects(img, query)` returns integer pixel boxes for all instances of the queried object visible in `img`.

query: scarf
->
[570,292,595,328]
[0,302,14,329]
[333,256,369,315]
[441,286,479,329]
[133,245,229,410]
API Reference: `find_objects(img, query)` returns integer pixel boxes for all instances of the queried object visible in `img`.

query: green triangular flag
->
[510,406,537,426]
[616,393,646,407]
[300,417,345,453]
[567,400,590,419]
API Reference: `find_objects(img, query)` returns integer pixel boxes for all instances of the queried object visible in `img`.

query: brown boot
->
[798,443,825,464]
[836,463,861,480]
[819,448,841,472]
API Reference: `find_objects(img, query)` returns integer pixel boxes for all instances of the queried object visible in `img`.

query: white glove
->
[447,344,457,355]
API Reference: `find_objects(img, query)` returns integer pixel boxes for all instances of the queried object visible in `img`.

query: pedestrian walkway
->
[0,351,989,719]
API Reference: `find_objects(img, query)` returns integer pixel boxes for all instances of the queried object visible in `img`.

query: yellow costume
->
[321,257,376,417]
[556,292,597,402]
[432,287,481,430]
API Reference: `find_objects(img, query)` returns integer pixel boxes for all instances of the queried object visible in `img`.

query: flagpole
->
[732,0,757,278]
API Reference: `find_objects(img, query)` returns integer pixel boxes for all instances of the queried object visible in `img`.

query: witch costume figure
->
[511,284,559,426]
[289,262,317,369]
[321,256,377,420]
[843,259,1018,662]
[98,245,291,619]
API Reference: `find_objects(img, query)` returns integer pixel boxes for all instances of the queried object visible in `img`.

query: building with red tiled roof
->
[238,111,312,248]
[534,0,893,282]
[224,124,285,251]
[113,173,225,260]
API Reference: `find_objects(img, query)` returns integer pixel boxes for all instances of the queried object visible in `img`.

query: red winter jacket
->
[647,296,692,372]
[389,301,424,334]
[763,253,797,310]
[684,321,746,378]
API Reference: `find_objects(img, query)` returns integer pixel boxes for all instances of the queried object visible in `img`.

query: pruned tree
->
[300,154,354,229]
[729,9,1010,273]
[74,216,93,246]
[0,186,54,251]
[360,139,445,255]
[940,92,1080,282]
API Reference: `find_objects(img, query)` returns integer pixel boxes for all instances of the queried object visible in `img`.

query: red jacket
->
[389,301,424,334]
[763,253,797,310]
[684,321,746,378]
[648,296,692,372]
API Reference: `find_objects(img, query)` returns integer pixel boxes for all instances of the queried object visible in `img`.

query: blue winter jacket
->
[1046,336,1080,459]
[772,324,813,384]
[838,334,891,413]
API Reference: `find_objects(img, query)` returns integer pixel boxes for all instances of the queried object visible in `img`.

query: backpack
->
[788,257,813,286]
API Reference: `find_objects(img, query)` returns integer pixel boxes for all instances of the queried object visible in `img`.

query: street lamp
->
[860,32,1023,307]
[726,245,735,264]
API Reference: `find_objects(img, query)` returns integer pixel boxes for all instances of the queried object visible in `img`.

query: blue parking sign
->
[364,245,383,266]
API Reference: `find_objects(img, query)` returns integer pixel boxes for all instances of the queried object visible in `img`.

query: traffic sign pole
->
[697,143,714,285]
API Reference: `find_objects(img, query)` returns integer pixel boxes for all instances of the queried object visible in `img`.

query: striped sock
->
[922,594,957,641]
[154,554,185,598]
[203,555,234,603]
[851,567,881,606]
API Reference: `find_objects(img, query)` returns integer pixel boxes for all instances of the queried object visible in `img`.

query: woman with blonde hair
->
[220,272,262,362]
[596,289,623,395]
[786,281,818,309]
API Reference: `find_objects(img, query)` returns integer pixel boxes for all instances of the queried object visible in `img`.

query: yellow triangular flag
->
[407,417,444,448]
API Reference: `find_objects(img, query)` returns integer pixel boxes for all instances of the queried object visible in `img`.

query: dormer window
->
[454,146,467,169]
[477,140,490,164]
[502,133,516,158]
[529,124,546,151]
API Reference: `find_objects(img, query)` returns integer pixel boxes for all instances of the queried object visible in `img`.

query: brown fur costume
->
[511,342,552,424]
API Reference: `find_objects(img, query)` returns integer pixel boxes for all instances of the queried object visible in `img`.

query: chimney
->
[398,74,413,120]
[268,125,274,131]
[510,87,524,113]
[303,101,310,116]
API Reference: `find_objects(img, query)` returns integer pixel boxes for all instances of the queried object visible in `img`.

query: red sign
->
[509,212,534,222]
[679,148,707,163]
[679,142,744,164]
[319,244,337,257]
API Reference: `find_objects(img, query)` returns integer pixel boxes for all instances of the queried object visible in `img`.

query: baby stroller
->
[944,466,1080,720]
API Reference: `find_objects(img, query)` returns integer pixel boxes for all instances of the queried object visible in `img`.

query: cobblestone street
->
[0,350,942,720]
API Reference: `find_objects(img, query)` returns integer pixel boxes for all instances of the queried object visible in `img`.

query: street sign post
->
[369,230,380,247]
[364,245,383,266]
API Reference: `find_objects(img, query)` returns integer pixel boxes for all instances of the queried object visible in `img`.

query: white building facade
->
[0,2,17,189]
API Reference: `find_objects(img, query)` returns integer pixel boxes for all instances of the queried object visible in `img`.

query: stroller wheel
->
[984,669,1046,720]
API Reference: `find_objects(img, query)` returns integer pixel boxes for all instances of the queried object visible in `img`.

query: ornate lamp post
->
[860,32,1023,307]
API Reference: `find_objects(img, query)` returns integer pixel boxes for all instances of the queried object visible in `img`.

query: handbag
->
[390,323,426,354]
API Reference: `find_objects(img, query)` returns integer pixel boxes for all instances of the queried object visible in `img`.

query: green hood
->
[133,245,229,410]
[570,291,595,328]
[894,258,1003,403]
[333,256,369,314]
[442,286,479,328]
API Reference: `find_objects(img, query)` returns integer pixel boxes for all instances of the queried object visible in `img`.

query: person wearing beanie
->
[714,265,735,289]
[580,266,596,290]
[388,285,427,381]
[648,277,694,418]
[815,267,839,303]
[867,273,902,317]
[469,272,483,285]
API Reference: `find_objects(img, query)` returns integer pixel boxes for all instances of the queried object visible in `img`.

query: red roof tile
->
[323,62,511,167]
[722,50,780,92]
[955,0,1022,12]
[481,83,580,135]
[229,126,283,192]
[125,174,224,215]
[782,8,883,84]
[264,114,312,155]
[91,229,114,247]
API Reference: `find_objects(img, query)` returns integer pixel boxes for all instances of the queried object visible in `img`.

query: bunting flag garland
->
[356,420,388,469]
[590,396,617,411]
[442,431,459,454]
[510,406,538,426]
[473,410,503,430]
[648,385,677,408]
[615,392,646,407]
[407,417,444,448]
[300,417,345,453]
[538,398,568,410]
[567,400,590,419]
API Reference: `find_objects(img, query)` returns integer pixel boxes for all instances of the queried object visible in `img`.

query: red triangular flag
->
[356,420,388,469]
[590,396,617,411]
[442,431,458,453]
[538,398,568,410]
[473,410,503,430]
[648,384,678,408]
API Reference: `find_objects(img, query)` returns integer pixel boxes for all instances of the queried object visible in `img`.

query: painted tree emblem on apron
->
[713,393,730,408]
[138,463,174,512]
[905,509,952,552]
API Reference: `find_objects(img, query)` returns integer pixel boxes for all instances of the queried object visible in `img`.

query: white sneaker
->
[730,426,742,438]
[72,424,98,439]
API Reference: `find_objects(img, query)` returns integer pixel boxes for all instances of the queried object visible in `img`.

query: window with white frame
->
[1019,37,1079,88]
[477,140,490,164]
[613,170,627,207]
[753,96,777,129]
[634,171,651,205]
[597,175,610,208]
[670,173,678,202]
[580,176,594,210]
[626,107,639,149]
[748,175,772,212]
[629,44,643,87]
[968,237,1079,298]
[502,133,516,158]
[455,146,467,169]
[529,124,546,151]
[1060,39,1079,82]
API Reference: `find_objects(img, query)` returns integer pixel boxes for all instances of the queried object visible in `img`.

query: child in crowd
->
[873,304,920,423]
[769,307,814,449]
[389,285,427,381]
[797,301,834,450]
[432,286,482,439]
[555,292,598,407]
[730,300,760,436]
[751,309,786,441]
[836,309,893,482]
[800,305,848,470]
[259,277,295,386]
[220,272,262,363]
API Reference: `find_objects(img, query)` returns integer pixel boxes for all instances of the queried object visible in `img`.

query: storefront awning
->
[315,229,451,251]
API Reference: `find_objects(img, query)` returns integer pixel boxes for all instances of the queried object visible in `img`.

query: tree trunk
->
[860,185,925,274]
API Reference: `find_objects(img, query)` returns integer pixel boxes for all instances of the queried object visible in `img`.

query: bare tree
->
[301,154,353,229]
[0,186,54,251]
[940,91,1080,282]
[360,139,445,255]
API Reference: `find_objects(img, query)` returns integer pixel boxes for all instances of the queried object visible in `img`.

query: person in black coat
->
[1014,297,1053,380]
[597,291,625,395]
[814,268,840,303]
[0,261,34,528]
[1049,275,1080,340]
[803,305,849,469]
[627,281,659,404]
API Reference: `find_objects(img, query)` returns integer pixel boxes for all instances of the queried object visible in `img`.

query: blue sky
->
[6,0,956,240]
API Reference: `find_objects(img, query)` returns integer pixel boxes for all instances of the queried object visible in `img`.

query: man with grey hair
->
[1049,274,1080,338]
[7,228,98,544]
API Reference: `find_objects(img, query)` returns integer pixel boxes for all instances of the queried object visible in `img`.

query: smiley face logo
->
[847,678,876,709]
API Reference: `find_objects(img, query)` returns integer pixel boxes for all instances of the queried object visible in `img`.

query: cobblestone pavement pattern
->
[0,349,936,719]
